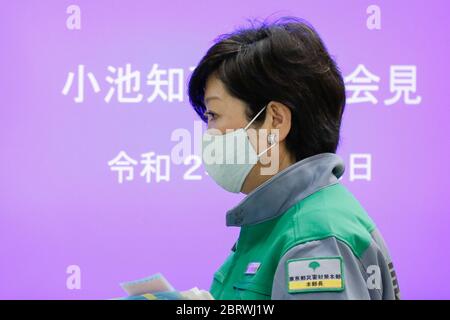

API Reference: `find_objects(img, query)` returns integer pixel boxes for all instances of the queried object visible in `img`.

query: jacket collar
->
[226,152,345,227]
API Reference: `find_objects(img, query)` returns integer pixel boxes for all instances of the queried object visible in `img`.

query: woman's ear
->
[266,101,292,142]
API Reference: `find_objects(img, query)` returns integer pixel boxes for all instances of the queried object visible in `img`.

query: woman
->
[188,17,399,300]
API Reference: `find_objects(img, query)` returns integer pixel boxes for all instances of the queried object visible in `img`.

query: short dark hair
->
[188,16,346,161]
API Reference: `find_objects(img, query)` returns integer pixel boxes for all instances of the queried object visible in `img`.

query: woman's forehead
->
[205,75,226,100]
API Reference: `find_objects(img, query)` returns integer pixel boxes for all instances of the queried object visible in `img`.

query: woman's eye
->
[204,111,217,121]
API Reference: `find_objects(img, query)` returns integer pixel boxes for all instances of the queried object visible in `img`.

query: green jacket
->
[210,153,400,300]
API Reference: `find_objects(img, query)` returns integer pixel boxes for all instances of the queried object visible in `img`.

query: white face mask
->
[201,105,277,193]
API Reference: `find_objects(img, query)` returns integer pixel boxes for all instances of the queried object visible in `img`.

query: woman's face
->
[203,73,295,194]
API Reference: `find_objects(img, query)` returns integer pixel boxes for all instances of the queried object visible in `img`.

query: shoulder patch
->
[286,256,344,293]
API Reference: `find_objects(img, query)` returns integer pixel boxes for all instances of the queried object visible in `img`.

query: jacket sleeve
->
[271,236,381,300]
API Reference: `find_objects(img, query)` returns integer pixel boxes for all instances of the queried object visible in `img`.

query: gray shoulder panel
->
[271,234,398,300]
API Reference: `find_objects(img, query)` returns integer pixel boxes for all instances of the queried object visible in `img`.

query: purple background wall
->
[0,0,449,299]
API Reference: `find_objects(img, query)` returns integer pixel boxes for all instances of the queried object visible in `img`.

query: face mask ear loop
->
[244,104,267,131]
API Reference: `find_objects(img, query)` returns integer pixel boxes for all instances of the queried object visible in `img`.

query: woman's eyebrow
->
[204,96,221,105]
